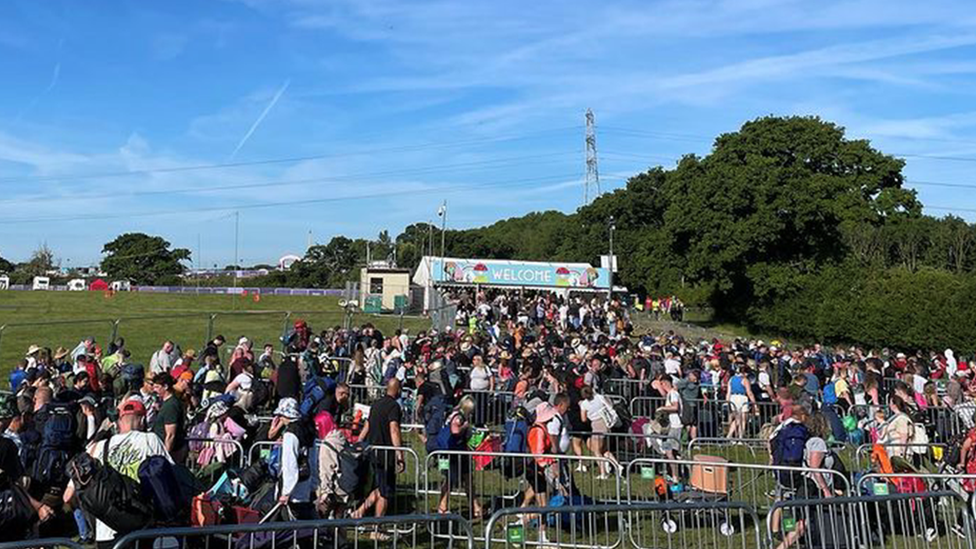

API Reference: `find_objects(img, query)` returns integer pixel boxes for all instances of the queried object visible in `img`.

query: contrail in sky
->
[229,79,291,160]
[15,38,63,122]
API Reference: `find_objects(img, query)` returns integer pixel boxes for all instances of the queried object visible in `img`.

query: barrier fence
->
[483,501,763,549]
[109,513,473,549]
[0,309,419,372]
[767,492,972,549]
[422,449,623,533]
[626,457,852,516]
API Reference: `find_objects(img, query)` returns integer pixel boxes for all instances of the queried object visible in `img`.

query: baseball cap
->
[119,400,146,418]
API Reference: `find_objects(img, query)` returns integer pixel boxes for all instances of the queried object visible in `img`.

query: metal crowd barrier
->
[422,449,622,534]
[463,389,516,429]
[247,439,421,515]
[568,430,680,465]
[632,397,776,440]
[483,501,762,549]
[857,472,976,499]
[0,539,86,549]
[626,457,852,514]
[687,437,764,463]
[185,436,245,484]
[604,378,652,401]
[767,491,972,549]
[110,513,474,549]
[854,442,949,470]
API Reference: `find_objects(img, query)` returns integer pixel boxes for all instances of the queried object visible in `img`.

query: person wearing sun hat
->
[268,397,315,519]
[25,344,41,370]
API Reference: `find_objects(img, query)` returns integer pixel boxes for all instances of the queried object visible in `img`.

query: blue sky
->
[3,0,976,268]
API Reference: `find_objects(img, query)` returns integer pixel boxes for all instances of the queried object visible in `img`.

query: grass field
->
[0,291,429,376]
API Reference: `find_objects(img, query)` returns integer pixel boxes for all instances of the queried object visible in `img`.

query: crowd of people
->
[3,286,976,546]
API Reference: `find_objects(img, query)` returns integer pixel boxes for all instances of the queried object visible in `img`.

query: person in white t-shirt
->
[63,400,173,546]
[653,375,683,480]
[580,385,618,479]
[547,393,572,455]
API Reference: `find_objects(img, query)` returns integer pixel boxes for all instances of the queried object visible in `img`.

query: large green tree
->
[101,233,190,285]
[0,254,13,273]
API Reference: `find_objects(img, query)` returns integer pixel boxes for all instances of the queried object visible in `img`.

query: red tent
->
[89,279,108,291]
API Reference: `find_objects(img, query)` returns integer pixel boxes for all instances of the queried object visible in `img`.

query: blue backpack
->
[502,418,529,454]
[546,494,595,528]
[771,421,809,484]
[300,376,336,417]
[9,369,25,393]
[424,397,452,454]
[823,382,838,405]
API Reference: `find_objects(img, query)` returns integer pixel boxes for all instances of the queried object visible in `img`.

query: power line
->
[600,125,976,164]
[0,126,581,185]
[0,173,583,225]
[0,151,577,204]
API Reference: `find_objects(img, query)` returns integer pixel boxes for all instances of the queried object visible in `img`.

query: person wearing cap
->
[151,373,187,462]
[64,399,171,546]
[268,397,315,519]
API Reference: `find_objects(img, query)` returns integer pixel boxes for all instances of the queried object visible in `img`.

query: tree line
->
[4,116,976,351]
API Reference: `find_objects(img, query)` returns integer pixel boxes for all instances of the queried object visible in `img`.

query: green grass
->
[0,291,429,376]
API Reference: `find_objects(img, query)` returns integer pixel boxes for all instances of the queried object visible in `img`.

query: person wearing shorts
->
[653,375,684,480]
[579,386,616,479]
[726,365,757,439]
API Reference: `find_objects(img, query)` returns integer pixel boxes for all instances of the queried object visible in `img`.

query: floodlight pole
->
[608,215,615,299]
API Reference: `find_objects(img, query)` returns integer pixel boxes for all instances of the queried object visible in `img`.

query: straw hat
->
[26,345,41,356]
[53,347,69,361]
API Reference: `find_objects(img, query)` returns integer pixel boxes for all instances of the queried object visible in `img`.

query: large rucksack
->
[0,482,36,542]
[771,420,810,486]
[300,376,336,418]
[139,456,191,525]
[71,440,155,534]
[423,394,449,451]
[31,405,77,494]
[500,408,531,478]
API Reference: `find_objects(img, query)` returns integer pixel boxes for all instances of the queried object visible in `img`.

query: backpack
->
[249,379,271,409]
[945,432,969,467]
[423,394,449,440]
[0,484,36,542]
[139,456,190,524]
[8,369,25,393]
[771,421,809,485]
[300,376,336,418]
[72,440,155,534]
[503,407,532,453]
[43,405,78,450]
[772,421,809,466]
[30,447,72,495]
[825,450,848,482]
[823,382,838,405]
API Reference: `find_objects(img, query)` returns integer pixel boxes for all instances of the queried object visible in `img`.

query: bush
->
[748,262,976,352]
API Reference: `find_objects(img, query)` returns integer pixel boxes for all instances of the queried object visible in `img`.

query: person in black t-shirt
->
[352,379,403,524]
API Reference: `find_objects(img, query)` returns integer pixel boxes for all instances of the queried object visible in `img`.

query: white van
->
[68,279,87,291]
[32,276,50,291]
[110,280,131,292]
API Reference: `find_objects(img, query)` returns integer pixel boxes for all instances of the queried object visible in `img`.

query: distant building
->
[360,261,410,313]
[278,254,302,271]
